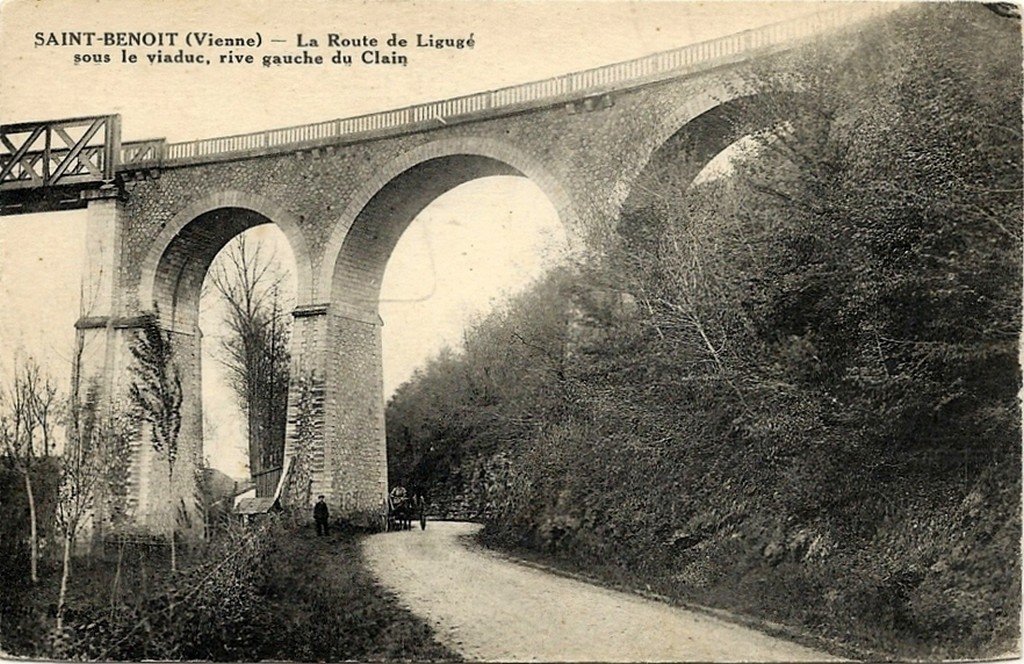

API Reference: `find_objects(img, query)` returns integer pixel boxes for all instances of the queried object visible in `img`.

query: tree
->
[207,235,291,491]
[55,380,102,631]
[384,6,1021,656]
[0,358,59,584]
[129,312,184,571]
[31,370,59,458]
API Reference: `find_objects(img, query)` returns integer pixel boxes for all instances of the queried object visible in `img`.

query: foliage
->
[128,313,183,471]
[58,380,124,541]
[55,382,139,621]
[0,460,59,585]
[128,311,186,567]
[386,5,1021,659]
[49,517,283,660]
[0,358,63,585]
[254,524,460,662]
[1,517,458,661]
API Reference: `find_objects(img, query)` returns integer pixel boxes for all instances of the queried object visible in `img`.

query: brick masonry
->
[81,59,799,527]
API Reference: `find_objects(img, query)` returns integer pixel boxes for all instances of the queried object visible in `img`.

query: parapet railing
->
[2,2,895,188]
[157,3,894,165]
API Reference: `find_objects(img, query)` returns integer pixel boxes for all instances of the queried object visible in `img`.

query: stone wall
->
[89,59,796,526]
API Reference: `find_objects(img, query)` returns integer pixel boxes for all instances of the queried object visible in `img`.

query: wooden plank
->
[53,126,78,150]
[74,145,104,178]
[49,117,104,182]
[0,126,44,184]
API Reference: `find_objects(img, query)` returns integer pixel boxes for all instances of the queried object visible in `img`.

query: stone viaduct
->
[0,4,894,534]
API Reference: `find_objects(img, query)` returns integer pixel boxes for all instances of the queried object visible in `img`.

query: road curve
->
[361,521,838,662]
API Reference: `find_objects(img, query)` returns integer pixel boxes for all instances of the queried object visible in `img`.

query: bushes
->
[386,4,1020,659]
[10,516,457,661]
[0,459,59,582]
[51,517,280,660]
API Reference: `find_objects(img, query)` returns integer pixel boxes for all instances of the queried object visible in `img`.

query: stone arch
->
[644,77,760,174]
[138,189,314,330]
[617,75,801,216]
[134,189,313,506]
[310,137,578,519]
[320,137,578,311]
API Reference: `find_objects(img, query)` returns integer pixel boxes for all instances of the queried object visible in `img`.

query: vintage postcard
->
[0,0,1020,661]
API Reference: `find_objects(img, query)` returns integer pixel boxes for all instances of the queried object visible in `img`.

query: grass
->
[0,520,460,661]
[259,522,461,661]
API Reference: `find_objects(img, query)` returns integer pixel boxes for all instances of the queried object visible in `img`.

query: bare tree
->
[53,369,137,630]
[54,379,100,631]
[31,373,59,458]
[207,235,291,491]
[0,358,57,584]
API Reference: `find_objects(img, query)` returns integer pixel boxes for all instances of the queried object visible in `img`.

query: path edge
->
[461,531,890,663]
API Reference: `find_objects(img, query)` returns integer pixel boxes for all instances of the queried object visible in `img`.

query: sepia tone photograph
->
[0,0,1020,661]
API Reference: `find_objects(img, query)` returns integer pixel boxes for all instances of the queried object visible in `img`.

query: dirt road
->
[361,521,838,662]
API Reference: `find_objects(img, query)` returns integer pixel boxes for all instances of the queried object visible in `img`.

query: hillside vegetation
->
[386,5,1022,659]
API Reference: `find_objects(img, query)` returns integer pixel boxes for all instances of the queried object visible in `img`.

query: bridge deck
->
[1,3,894,211]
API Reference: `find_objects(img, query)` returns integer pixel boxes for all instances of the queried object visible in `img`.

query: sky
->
[0,176,569,476]
[196,178,565,477]
[0,1,822,136]
[0,0,841,476]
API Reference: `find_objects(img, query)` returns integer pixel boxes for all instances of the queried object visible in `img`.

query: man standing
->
[417,493,427,531]
[314,495,329,536]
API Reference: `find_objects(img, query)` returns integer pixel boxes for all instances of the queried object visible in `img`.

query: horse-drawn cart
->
[387,486,426,531]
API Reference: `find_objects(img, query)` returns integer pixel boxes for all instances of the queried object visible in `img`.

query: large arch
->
[320,138,579,309]
[310,138,577,519]
[131,190,312,524]
[138,190,314,328]
[617,75,802,216]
